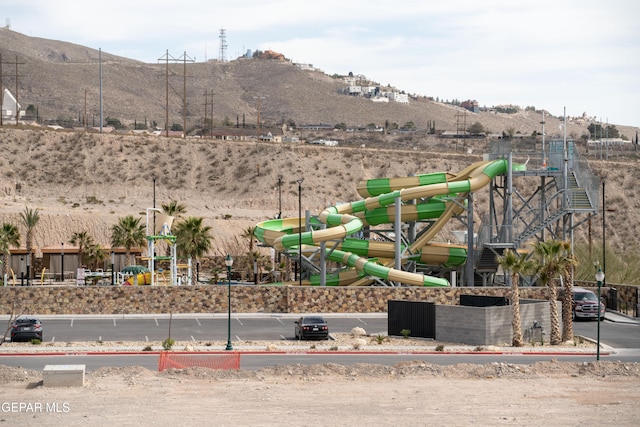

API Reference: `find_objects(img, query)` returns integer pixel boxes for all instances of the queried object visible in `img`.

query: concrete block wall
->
[436,301,554,346]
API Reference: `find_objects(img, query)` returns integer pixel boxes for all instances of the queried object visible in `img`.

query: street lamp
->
[60,243,65,282]
[111,251,115,286]
[152,175,157,236]
[595,268,605,361]
[297,178,304,287]
[277,174,283,219]
[224,254,234,351]
[277,174,283,264]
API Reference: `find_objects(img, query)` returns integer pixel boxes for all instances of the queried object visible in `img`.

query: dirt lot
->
[0,361,638,426]
[0,332,639,427]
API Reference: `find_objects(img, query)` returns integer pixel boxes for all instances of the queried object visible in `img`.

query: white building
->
[2,88,25,123]
[388,92,409,103]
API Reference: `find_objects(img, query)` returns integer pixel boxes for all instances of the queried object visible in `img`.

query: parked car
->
[10,317,43,342]
[572,287,605,321]
[294,316,329,340]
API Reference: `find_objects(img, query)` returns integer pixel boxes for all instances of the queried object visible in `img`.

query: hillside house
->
[1,88,25,123]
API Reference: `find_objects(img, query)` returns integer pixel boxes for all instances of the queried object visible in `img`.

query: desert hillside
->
[2,28,638,139]
[0,128,638,265]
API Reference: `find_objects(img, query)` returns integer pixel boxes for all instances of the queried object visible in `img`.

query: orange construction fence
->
[158,351,241,372]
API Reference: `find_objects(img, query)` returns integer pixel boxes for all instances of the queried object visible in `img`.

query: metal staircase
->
[567,171,595,211]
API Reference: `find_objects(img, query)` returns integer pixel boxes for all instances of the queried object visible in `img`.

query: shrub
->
[400,329,411,339]
[374,335,386,345]
[162,338,175,350]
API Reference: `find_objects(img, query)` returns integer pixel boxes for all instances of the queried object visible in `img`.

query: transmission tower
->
[219,29,227,62]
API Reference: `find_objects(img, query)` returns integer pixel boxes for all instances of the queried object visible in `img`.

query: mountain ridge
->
[2,28,636,139]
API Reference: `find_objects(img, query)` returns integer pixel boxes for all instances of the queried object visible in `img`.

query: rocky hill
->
[1,29,639,283]
[2,28,637,140]
[0,127,638,266]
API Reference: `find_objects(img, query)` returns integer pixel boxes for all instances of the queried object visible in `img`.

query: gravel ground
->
[1,333,638,426]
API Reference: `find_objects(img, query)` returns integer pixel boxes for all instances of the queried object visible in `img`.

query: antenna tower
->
[219,29,227,62]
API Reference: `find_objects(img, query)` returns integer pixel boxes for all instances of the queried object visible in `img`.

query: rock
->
[353,338,367,348]
[351,326,367,336]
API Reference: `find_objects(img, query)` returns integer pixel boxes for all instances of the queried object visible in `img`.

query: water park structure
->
[255,139,600,287]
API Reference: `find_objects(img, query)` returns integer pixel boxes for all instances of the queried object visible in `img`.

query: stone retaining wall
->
[1,285,629,316]
[0,285,558,315]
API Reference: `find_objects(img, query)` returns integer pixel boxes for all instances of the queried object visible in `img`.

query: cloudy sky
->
[3,0,639,127]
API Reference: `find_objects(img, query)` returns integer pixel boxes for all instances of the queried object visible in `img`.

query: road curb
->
[0,349,611,357]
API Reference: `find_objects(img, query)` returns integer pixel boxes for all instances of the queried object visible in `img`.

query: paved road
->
[3,349,640,373]
[11,312,637,348]
[18,314,387,344]
[1,312,638,372]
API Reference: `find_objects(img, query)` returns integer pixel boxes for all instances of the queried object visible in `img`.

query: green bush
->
[162,338,175,350]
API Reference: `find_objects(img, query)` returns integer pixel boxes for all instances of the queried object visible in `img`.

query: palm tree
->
[160,201,187,255]
[496,249,535,347]
[558,241,579,342]
[173,217,213,285]
[242,226,261,283]
[85,243,109,271]
[0,223,21,280]
[531,239,565,345]
[19,206,40,282]
[70,231,94,268]
[111,215,146,266]
[161,200,187,219]
[242,226,256,252]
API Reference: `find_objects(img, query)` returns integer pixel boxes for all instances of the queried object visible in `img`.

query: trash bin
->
[608,288,617,311]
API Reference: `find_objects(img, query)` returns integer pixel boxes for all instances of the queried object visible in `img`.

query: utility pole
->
[204,91,208,137]
[253,95,267,139]
[158,50,174,137]
[84,89,87,129]
[15,55,19,125]
[178,51,194,139]
[0,55,24,125]
[0,53,3,126]
[203,89,214,138]
[158,50,193,138]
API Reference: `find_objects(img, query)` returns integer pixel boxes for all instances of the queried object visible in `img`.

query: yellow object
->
[123,272,152,286]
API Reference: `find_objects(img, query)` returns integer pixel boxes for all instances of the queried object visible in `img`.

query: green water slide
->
[254,158,520,287]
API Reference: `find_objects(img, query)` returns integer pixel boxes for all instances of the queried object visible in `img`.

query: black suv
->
[10,317,43,342]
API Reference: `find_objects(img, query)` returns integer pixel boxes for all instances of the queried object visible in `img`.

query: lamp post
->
[111,251,115,286]
[277,174,283,264]
[596,268,604,361]
[224,254,234,351]
[277,174,283,219]
[297,178,304,287]
[60,243,65,282]
[152,175,157,236]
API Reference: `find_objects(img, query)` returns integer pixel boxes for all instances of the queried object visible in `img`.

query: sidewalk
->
[605,310,640,325]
